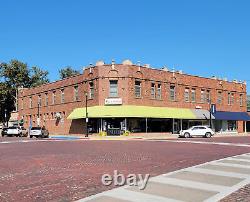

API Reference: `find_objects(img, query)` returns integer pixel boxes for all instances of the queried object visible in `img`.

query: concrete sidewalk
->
[49,133,250,141]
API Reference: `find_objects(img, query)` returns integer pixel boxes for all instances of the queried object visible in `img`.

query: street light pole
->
[85,92,89,137]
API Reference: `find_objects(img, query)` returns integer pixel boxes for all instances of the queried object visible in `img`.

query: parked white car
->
[179,126,215,138]
[30,127,49,138]
[6,126,22,137]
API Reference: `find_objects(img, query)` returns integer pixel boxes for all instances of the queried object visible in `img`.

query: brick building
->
[18,60,250,135]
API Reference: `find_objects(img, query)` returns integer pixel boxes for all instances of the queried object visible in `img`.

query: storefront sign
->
[105,98,122,105]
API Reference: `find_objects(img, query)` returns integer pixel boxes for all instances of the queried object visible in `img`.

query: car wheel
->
[30,135,33,138]
[205,132,211,138]
[184,132,190,138]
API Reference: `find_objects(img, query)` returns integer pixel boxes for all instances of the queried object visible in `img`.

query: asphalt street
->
[0,136,250,201]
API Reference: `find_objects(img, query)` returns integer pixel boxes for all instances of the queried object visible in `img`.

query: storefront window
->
[228,121,237,131]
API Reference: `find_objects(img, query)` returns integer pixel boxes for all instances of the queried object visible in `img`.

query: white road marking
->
[78,153,250,202]
[150,139,250,147]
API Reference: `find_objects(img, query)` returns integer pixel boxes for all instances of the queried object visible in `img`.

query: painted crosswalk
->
[77,153,250,202]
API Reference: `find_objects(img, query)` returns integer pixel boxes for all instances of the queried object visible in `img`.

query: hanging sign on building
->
[105,98,122,105]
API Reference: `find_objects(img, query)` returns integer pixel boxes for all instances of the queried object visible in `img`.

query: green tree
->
[59,66,80,79]
[0,59,49,123]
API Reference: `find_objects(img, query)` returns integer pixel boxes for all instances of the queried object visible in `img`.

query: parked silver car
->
[30,127,49,138]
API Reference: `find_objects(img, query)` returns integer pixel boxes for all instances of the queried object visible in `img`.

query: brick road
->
[0,136,250,201]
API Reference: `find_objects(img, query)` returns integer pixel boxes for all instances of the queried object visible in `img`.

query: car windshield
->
[31,127,41,130]
[8,127,17,129]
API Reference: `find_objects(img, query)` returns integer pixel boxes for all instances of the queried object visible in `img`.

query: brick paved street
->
[0,136,250,201]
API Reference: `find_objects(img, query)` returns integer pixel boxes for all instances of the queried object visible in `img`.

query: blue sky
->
[1,0,250,91]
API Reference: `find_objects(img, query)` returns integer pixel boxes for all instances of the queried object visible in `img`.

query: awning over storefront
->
[213,111,250,121]
[67,105,197,119]
[192,109,215,120]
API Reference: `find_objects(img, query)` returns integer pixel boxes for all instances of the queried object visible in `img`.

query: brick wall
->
[18,63,247,135]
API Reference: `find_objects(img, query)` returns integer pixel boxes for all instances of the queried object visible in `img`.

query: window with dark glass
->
[38,95,42,106]
[135,80,141,98]
[206,90,211,103]
[109,80,118,97]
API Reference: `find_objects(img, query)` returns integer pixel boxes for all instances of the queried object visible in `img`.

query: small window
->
[61,89,65,104]
[201,90,205,103]
[156,84,161,99]
[52,91,56,105]
[151,83,156,99]
[109,80,118,97]
[184,88,189,102]
[89,82,94,99]
[231,93,234,105]
[38,95,42,106]
[45,93,48,106]
[29,96,32,108]
[191,89,196,102]
[228,92,231,105]
[240,94,243,107]
[206,90,211,103]
[135,80,141,98]
[74,86,79,101]
[170,85,176,101]
[217,91,222,104]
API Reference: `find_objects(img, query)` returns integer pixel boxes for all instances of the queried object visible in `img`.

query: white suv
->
[179,126,215,138]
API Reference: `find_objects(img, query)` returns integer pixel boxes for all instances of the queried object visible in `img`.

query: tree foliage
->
[59,66,80,79]
[0,59,49,123]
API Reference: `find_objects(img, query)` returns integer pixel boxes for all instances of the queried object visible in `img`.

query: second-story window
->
[191,89,196,102]
[89,81,94,99]
[184,88,189,102]
[38,95,42,106]
[74,86,79,101]
[157,84,162,99]
[170,85,176,101]
[201,90,205,103]
[45,93,48,106]
[52,91,56,105]
[240,94,243,107]
[217,91,222,104]
[29,96,32,108]
[151,83,156,99]
[61,89,65,103]
[231,93,234,105]
[228,92,231,105]
[206,90,211,103]
[109,80,118,97]
[21,98,24,109]
[135,80,141,98]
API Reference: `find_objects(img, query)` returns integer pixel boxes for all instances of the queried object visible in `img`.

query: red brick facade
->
[18,61,247,135]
